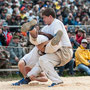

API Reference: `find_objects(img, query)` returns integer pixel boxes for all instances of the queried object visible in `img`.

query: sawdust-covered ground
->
[0,76,90,90]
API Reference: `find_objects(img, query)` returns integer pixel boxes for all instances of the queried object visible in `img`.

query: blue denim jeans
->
[77,64,90,75]
[58,59,74,75]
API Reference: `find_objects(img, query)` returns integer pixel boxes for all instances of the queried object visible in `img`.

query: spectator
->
[20,10,27,20]
[75,39,90,75]
[2,22,12,46]
[74,17,81,25]
[8,35,25,65]
[67,30,80,47]
[15,28,25,44]
[6,14,12,25]
[87,35,90,49]
[58,59,74,76]
[6,4,13,15]
[64,13,74,25]
[28,10,35,22]
[0,11,6,20]
[20,1,27,9]
[21,16,28,25]
[16,14,22,25]
[0,47,10,69]
[75,28,86,44]
[0,29,6,46]
[0,0,89,26]
[82,15,90,25]
[11,0,18,9]
[8,16,17,32]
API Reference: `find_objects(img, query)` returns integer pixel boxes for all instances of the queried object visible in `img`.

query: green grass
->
[0,72,23,81]
[61,70,87,77]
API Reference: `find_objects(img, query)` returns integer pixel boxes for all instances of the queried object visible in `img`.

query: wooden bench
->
[0,65,19,74]
[0,65,19,76]
[0,69,19,72]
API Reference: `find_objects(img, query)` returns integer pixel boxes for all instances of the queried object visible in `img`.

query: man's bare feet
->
[51,30,63,46]
[21,19,37,32]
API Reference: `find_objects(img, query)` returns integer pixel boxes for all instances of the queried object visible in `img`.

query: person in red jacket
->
[2,22,12,46]
[75,28,86,44]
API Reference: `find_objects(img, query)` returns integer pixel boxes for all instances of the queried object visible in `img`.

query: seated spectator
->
[6,14,12,25]
[75,39,90,75]
[0,47,10,69]
[64,13,74,25]
[8,16,17,32]
[15,28,24,40]
[15,28,26,46]
[16,14,22,25]
[75,28,86,44]
[58,59,74,76]
[2,22,12,46]
[8,35,25,65]
[74,17,81,25]
[20,16,28,25]
[0,29,6,46]
[67,30,80,47]
[20,10,26,20]
[0,11,6,19]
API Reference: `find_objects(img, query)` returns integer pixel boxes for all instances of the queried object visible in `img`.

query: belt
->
[38,50,46,56]
[62,46,72,49]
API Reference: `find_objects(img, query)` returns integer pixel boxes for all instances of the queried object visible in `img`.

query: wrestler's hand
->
[37,41,49,52]
[15,56,19,62]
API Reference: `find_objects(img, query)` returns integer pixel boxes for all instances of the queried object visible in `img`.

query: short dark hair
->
[42,8,56,18]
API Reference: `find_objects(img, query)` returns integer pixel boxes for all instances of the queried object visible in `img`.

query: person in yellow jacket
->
[75,39,90,75]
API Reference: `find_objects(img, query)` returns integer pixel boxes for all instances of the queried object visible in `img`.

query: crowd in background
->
[0,0,90,76]
[0,0,90,26]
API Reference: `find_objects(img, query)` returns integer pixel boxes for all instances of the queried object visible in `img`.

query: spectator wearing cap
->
[8,35,25,65]
[75,39,90,75]
[15,28,24,43]
[2,22,12,46]
[28,10,35,22]
[75,28,86,44]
